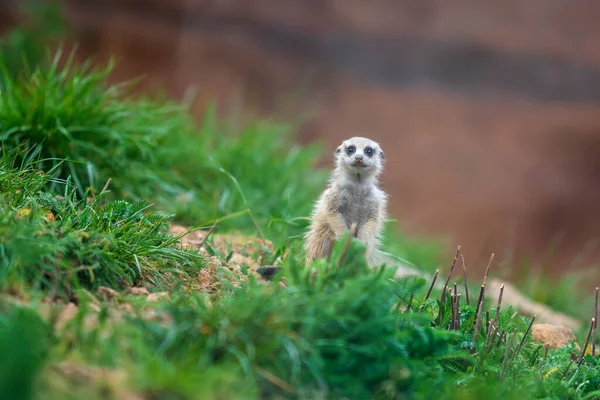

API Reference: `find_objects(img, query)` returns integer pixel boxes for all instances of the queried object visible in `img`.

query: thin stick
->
[450,293,456,331]
[593,287,598,357]
[473,294,485,342]
[494,284,505,327]
[453,282,458,327]
[456,294,461,330]
[475,253,494,318]
[475,284,485,323]
[543,344,549,361]
[561,360,573,380]
[438,246,461,325]
[486,322,497,349]
[497,330,506,348]
[255,366,294,393]
[482,253,495,286]
[460,254,470,305]
[577,318,595,368]
[485,311,490,336]
[100,177,112,194]
[442,246,461,290]
[197,220,219,250]
[514,315,536,361]
[424,269,439,301]
[500,332,514,381]
[407,293,414,312]
[485,323,494,347]
[452,284,458,330]
[248,209,266,244]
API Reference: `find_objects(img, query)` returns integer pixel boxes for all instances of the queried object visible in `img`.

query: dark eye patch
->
[346,145,356,155]
[364,147,374,157]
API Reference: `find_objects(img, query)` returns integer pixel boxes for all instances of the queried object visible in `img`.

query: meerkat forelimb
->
[304,136,388,266]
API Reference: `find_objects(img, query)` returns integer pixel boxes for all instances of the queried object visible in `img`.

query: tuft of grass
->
[0,49,195,199]
[160,103,329,238]
[0,146,204,297]
[0,50,329,244]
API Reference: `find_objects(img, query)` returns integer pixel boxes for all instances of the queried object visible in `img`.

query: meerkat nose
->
[354,154,364,160]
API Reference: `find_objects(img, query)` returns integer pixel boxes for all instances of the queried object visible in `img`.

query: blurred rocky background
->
[2,0,600,278]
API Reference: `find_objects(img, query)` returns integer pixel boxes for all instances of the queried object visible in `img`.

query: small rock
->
[198,256,221,292]
[55,303,79,330]
[128,287,150,296]
[140,309,173,326]
[53,361,144,400]
[147,292,170,302]
[118,303,135,314]
[198,269,213,291]
[96,286,118,300]
[531,324,580,350]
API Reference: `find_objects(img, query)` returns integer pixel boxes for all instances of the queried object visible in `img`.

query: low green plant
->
[3,234,598,400]
[0,50,329,243]
[0,146,204,297]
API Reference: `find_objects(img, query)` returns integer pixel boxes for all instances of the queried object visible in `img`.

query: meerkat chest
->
[331,186,379,227]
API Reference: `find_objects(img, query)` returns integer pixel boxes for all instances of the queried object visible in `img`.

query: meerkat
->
[304,136,388,266]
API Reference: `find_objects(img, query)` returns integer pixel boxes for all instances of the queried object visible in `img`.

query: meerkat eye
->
[364,147,374,157]
[346,145,356,155]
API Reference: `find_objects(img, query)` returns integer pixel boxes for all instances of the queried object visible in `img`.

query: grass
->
[0,44,436,271]
[1,8,600,399]
[0,48,329,246]
[0,145,204,298]
[2,234,599,400]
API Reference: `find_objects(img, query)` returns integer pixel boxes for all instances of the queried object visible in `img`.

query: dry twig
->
[593,287,598,357]
[437,246,461,326]
[577,318,595,368]
[197,221,219,250]
[514,315,536,362]
[460,254,470,305]
[424,269,439,301]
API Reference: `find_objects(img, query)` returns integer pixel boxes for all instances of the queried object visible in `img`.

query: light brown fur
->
[304,137,388,266]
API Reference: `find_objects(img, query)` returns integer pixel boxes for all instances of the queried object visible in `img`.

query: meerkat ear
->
[380,149,385,159]
[335,146,342,155]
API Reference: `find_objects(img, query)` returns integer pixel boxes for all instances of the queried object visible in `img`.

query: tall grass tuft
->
[0,146,204,297]
[0,50,329,242]
[0,49,194,199]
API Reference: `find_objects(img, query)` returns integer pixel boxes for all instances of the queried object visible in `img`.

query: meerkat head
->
[334,136,385,181]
